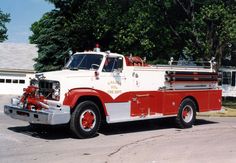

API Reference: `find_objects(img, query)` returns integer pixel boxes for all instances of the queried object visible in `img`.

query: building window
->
[13,79,18,84]
[6,79,11,83]
[0,79,5,83]
[0,78,26,84]
[19,80,25,84]
[222,72,231,85]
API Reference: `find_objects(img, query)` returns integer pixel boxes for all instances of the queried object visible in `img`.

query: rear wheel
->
[176,98,196,128]
[70,101,101,138]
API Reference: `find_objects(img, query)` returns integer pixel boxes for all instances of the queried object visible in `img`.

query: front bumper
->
[4,99,71,125]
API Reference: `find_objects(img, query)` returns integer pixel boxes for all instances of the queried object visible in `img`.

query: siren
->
[94,43,101,52]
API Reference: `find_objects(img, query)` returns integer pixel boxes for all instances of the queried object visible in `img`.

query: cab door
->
[98,56,128,100]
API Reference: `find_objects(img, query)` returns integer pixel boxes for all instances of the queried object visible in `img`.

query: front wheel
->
[176,98,196,128]
[70,101,101,139]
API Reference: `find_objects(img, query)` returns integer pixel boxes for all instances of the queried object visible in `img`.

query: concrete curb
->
[197,107,236,117]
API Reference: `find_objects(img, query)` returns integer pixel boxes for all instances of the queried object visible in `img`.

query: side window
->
[222,72,231,85]
[102,57,123,72]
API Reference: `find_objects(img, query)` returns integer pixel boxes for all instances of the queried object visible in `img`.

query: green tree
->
[30,11,70,71]
[159,0,196,55]
[30,0,123,72]
[30,0,236,72]
[159,0,236,68]
[0,9,10,42]
[30,0,174,72]
[185,3,236,68]
[113,0,174,62]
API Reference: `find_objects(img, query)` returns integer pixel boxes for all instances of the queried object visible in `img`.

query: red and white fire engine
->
[4,47,222,138]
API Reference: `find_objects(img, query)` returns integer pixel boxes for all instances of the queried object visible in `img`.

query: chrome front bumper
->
[4,98,71,125]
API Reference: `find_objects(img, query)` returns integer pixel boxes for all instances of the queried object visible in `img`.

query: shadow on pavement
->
[194,118,218,126]
[8,124,73,140]
[7,118,218,139]
[99,118,218,136]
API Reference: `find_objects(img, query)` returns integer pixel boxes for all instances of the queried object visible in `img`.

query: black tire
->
[176,98,196,128]
[70,101,101,139]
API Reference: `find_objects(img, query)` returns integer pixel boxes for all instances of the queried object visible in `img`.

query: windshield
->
[65,54,103,70]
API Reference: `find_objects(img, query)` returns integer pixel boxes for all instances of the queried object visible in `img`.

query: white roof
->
[0,43,38,71]
[75,51,123,57]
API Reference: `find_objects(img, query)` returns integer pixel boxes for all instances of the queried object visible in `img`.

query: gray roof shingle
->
[0,43,38,71]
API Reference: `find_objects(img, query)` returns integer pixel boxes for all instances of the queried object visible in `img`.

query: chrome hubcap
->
[182,105,193,123]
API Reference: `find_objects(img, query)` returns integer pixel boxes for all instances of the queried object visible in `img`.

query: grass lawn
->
[222,98,236,109]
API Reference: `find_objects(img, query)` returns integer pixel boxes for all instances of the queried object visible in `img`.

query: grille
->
[39,80,60,101]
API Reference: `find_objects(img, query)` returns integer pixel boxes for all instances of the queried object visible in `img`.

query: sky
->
[0,0,54,43]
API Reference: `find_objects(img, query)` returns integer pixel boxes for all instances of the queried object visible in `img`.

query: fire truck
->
[4,47,222,138]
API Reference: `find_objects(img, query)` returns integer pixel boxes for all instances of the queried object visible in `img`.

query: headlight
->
[52,81,60,101]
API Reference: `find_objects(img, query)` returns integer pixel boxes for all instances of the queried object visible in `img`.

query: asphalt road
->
[1,95,236,163]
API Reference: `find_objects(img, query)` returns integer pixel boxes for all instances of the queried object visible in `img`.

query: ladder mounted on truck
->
[166,57,216,72]
[161,57,220,90]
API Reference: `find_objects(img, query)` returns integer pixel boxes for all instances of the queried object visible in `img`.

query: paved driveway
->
[1,95,236,163]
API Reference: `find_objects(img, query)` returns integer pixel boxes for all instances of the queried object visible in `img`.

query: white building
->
[220,67,236,98]
[0,43,37,95]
